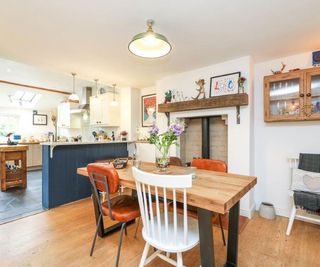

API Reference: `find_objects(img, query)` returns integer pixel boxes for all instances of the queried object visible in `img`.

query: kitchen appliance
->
[70,87,92,113]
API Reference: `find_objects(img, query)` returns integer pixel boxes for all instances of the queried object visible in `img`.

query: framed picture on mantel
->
[142,94,156,127]
[209,72,241,97]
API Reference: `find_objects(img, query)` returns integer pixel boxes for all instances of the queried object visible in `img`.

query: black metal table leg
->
[197,207,215,267]
[225,201,240,267]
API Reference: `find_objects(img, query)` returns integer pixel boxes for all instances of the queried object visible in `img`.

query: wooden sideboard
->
[0,145,28,191]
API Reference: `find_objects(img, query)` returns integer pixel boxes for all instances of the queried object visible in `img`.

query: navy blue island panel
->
[42,142,129,209]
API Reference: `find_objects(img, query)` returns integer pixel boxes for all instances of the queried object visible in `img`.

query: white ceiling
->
[0,0,319,88]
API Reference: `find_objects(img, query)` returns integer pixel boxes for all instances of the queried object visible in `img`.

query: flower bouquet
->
[148,123,184,172]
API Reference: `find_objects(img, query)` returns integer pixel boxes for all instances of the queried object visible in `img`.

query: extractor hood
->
[70,87,92,114]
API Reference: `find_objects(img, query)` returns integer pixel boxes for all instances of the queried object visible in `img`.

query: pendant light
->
[128,19,171,58]
[110,84,118,106]
[94,78,99,97]
[68,73,79,102]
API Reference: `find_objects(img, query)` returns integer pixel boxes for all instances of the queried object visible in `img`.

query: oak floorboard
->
[1,198,320,267]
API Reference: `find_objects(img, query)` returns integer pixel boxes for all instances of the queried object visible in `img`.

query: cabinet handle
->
[299,93,304,97]
[306,93,311,97]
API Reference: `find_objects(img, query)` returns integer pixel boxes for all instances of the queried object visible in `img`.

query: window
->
[8,90,41,108]
[0,114,19,142]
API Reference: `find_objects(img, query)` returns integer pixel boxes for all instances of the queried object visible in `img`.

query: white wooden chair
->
[132,167,199,267]
[286,158,320,235]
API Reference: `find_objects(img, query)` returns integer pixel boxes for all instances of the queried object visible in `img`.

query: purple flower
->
[169,123,183,137]
[148,124,159,135]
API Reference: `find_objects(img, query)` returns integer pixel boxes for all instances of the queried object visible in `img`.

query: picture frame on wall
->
[209,72,241,97]
[33,114,47,125]
[142,94,157,127]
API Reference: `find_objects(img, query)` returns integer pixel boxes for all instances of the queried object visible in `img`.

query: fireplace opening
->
[180,116,228,164]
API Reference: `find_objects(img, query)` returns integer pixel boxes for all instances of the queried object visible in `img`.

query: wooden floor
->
[1,198,320,267]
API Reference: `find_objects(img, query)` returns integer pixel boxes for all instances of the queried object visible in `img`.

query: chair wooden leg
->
[134,217,141,238]
[90,213,102,256]
[139,242,150,267]
[115,223,126,267]
[286,205,296,236]
[218,214,226,246]
[177,252,183,267]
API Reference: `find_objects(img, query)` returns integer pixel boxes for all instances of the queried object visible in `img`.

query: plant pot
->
[259,202,276,220]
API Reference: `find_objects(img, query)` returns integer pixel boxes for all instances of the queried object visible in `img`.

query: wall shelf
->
[158,93,249,124]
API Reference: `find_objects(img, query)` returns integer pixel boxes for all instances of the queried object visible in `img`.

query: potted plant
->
[120,130,128,141]
[148,122,184,172]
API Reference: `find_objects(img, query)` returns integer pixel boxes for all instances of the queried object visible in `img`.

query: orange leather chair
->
[87,163,140,266]
[191,158,228,172]
[191,158,227,245]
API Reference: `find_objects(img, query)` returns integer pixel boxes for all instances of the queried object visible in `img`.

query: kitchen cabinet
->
[26,144,42,169]
[57,102,81,128]
[90,94,120,126]
[264,66,320,122]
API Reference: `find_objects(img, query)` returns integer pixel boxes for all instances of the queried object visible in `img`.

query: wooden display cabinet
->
[0,145,28,191]
[264,66,320,122]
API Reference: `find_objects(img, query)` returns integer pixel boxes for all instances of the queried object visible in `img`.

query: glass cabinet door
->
[267,77,302,119]
[308,73,320,117]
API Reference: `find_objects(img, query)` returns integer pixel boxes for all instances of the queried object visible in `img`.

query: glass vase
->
[155,147,170,172]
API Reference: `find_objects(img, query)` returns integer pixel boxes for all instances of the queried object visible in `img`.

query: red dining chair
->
[87,163,140,266]
[191,158,227,245]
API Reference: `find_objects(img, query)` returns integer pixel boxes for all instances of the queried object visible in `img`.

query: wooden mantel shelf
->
[158,93,248,113]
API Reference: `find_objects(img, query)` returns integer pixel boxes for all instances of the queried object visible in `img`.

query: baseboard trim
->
[240,202,256,219]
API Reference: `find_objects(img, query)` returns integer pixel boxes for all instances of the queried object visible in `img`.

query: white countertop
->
[41,140,133,146]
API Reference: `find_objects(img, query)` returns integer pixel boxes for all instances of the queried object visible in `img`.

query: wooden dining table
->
[77,161,257,267]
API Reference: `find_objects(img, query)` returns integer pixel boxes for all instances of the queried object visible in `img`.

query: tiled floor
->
[0,170,43,224]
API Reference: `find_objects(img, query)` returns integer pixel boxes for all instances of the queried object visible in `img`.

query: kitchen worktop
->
[41,140,133,146]
[0,145,28,152]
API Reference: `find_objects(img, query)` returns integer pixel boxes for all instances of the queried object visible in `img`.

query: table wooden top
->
[0,145,28,152]
[77,162,257,214]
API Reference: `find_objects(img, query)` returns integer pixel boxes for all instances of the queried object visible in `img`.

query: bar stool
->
[87,163,140,266]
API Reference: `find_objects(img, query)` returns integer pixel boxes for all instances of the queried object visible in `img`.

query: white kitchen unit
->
[90,94,120,126]
[57,102,81,128]
[26,144,42,170]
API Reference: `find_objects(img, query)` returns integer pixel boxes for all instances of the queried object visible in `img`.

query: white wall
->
[155,56,255,218]
[0,107,55,141]
[254,51,320,217]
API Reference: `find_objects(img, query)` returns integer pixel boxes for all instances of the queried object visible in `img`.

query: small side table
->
[0,145,28,191]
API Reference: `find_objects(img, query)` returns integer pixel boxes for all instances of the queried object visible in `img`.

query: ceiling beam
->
[0,79,71,95]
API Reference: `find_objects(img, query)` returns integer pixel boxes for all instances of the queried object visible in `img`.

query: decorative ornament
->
[164,90,172,103]
[238,77,246,94]
[192,79,206,100]
[271,62,286,75]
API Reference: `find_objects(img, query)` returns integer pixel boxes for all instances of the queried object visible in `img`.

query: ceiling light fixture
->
[68,73,80,102]
[110,84,118,106]
[128,19,171,58]
[94,78,99,97]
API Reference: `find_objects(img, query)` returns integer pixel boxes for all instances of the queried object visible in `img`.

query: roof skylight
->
[9,90,42,108]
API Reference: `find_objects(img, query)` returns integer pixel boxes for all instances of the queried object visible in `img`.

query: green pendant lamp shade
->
[128,20,171,58]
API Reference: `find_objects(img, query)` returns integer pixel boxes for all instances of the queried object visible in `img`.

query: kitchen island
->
[41,141,132,209]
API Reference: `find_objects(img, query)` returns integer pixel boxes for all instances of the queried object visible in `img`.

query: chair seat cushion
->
[102,195,140,222]
[142,212,199,253]
[292,168,320,193]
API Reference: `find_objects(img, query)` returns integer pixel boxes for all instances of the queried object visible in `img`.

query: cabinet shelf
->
[158,93,248,124]
[158,93,248,113]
